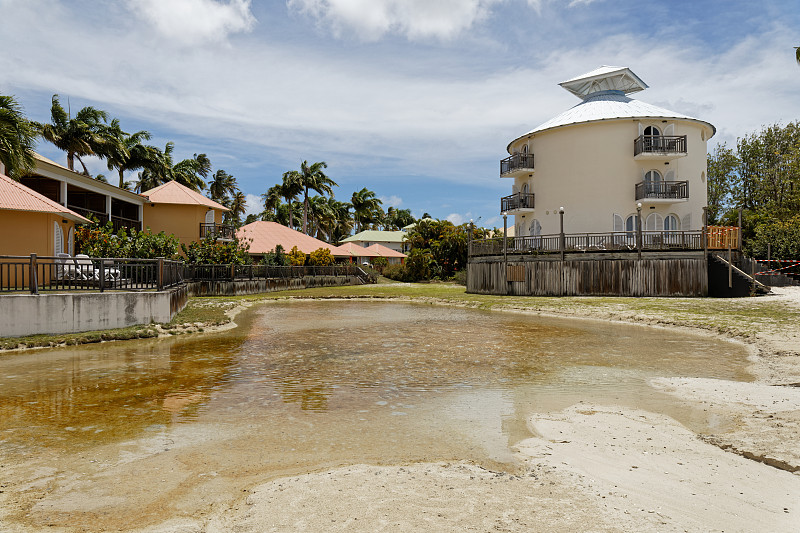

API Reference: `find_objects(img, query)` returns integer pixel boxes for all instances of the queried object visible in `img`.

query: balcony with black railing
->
[633,135,687,157]
[635,180,689,201]
[501,192,535,213]
[200,222,235,240]
[500,153,535,176]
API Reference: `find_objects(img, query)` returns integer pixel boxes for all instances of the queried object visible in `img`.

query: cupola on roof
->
[559,65,648,99]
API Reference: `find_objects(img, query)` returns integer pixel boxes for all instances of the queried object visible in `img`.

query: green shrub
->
[309,247,334,266]
[181,235,251,265]
[288,246,306,266]
[76,223,179,259]
[372,256,388,273]
[383,263,408,282]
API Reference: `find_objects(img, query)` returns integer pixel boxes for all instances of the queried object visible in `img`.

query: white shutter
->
[529,219,541,236]
[664,170,675,182]
[613,214,624,232]
[646,213,663,231]
[54,222,64,255]
[205,210,215,224]
[682,213,692,230]
[664,124,675,136]
[68,227,74,256]
[637,122,644,136]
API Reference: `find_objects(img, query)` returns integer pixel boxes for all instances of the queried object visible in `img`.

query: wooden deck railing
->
[633,135,687,156]
[501,192,535,212]
[635,180,689,200]
[470,230,705,256]
[500,153,535,175]
[706,226,739,250]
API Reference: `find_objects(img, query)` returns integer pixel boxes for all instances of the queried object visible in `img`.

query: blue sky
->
[1,0,798,229]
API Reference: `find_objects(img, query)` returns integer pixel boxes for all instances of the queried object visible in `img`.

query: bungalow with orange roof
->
[237,221,342,258]
[0,171,90,258]
[364,243,406,265]
[140,181,230,248]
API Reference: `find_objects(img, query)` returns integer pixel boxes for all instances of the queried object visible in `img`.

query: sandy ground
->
[2,287,800,532]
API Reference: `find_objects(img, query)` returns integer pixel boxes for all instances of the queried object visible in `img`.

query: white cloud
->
[287,0,501,41]
[244,193,262,216]
[446,212,475,225]
[129,0,255,45]
[380,195,403,207]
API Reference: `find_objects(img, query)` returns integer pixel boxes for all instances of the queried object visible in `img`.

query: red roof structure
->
[237,221,342,255]
[331,242,379,258]
[0,172,90,223]
[141,181,229,210]
[365,243,407,259]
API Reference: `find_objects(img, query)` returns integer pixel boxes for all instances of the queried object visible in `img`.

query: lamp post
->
[636,202,643,260]
[502,212,509,293]
[558,206,565,261]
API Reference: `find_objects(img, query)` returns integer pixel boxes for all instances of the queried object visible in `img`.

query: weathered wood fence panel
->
[467,256,707,297]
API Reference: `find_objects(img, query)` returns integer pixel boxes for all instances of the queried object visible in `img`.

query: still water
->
[0,301,750,528]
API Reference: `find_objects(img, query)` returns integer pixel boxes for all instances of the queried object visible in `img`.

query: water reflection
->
[0,301,750,455]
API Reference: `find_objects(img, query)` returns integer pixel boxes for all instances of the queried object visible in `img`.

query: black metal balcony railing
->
[634,135,687,156]
[111,215,142,232]
[501,192,535,212]
[500,153,535,175]
[68,205,109,225]
[635,180,689,200]
[200,222,235,240]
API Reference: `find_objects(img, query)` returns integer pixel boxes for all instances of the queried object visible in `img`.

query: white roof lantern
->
[559,65,648,100]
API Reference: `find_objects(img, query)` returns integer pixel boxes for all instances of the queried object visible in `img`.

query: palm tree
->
[280,170,303,229]
[796,46,800,65]
[296,160,338,234]
[134,143,209,192]
[351,187,383,233]
[173,152,210,191]
[0,95,36,179]
[34,95,112,175]
[261,185,283,220]
[208,169,237,203]
[229,190,247,226]
[102,119,153,188]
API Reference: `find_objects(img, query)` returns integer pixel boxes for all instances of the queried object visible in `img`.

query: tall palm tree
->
[135,143,209,192]
[208,169,237,203]
[34,94,112,175]
[296,160,338,234]
[173,152,210,191]
[102,118,153,188]
[0,95,36,179]
[261,185,283,220]
[351,187,383,233]
[280,170,303,229]
[796,46,800,65]
[229,190,247,226]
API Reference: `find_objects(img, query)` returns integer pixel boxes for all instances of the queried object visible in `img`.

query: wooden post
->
[503,213,508,293]
[738,207,743,250]
[99,259,105,293]
[157,257,164,291]
[636,203,642,260]
[728,232,733,289]
[768,243,771,262]
[29,253,38,295]
[230,263,235,281]
[702,207,708,257]
[558,207,565,261]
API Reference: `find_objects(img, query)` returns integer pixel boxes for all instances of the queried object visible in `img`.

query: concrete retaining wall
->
[0,285,188,338]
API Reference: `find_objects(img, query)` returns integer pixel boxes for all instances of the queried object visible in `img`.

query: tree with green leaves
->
[296,160,337,235]
[34,95,114,175]
[208,169,237,204]
[0,95,36,179]
[229,190,247,226]
[280,170,303,230]
[706,142,739,225]
[102,118,154,188]
[135,142,210,192]
[351,187,383,232]
[261,184,283,220]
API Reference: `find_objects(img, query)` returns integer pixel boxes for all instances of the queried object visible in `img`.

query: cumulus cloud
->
[380,195,403,207]
[244,193,263,216]
[129,0,256,45]
[287,0,501,41]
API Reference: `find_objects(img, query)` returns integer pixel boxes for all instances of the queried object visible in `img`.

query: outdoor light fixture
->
[559,206,564,213]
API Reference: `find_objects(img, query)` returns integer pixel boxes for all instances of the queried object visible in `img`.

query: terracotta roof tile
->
[365,243,406,258]
[141,181,229,211]
[237,221,341,255]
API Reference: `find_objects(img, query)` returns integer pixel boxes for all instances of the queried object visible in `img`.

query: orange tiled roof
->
[331,242,380,257]
[0,172,90,223]
[141,181,229,211]
[237,221,342,255]
[365,243,407,258]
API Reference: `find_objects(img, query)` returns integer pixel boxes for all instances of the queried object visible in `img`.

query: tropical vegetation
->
[0,95,36,179]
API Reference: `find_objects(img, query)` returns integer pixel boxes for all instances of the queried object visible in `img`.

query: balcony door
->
[643,125,661,151]
[644,170,662,195]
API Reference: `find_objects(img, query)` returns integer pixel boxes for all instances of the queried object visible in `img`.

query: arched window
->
[528,219,541,236]
[521,182,529,195]
[644,170,662,195]
[646,213,663,232]
[53,222,64,255]
[664,214,680,232]
[643,125,660,137]
[643,126,661,151]
[625,214,639,233]
[522,144,528,154]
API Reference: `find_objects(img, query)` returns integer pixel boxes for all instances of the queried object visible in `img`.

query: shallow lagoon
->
[0,301,750,529]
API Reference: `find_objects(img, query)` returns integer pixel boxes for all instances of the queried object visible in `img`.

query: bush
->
[181,235,251,265]
[371,256,388,273]
[748,216,800,259]
[288,246,307,266]
[383,263,409,282]
[309,247,334,266]
[453,269,467,286]
[76,222,179,259]
[261,244,287,265]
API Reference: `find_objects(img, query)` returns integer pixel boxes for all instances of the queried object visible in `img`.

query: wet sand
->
[1,290,799,532]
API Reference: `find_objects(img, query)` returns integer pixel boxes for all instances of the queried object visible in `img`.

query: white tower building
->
[501,66,715,239]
